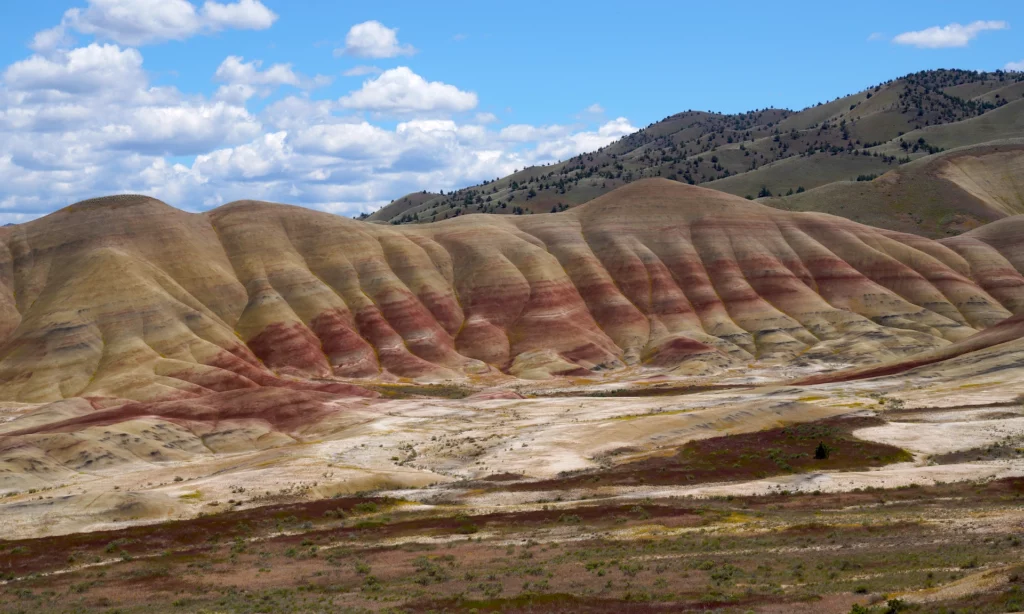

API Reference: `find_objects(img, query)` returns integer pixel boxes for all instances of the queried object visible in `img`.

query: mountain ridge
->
[366,69,1024,237]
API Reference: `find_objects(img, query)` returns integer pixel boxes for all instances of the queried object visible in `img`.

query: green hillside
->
[366,69,1024,233]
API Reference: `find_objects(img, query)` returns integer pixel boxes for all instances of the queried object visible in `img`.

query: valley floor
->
[2,362,1023,613]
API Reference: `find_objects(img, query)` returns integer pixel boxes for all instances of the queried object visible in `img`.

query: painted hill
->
[0,179,1022,406]
[794,311,1024,386]
[368,69,1024,235]
[795,215,1024,385]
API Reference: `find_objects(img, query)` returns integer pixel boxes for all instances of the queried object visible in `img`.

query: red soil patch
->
[203,347,375,396]
[0,495,393,575]
[502,416,910,491]
[643,336,722,366]
[355,307,449,377]
[4,387,373,437]
[309,308,380,377]
[247,320,333,377]
[409,592,805,613]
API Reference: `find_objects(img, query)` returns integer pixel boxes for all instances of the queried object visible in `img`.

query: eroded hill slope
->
[0,179,1021,405]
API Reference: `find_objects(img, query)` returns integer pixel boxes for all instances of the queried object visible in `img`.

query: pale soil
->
[2,360,1023,540]
[854,417,1024,456]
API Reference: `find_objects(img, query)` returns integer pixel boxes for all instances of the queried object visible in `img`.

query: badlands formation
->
[1,177,1024,612]
[0,177,1022,401]
[1,176,1023,525]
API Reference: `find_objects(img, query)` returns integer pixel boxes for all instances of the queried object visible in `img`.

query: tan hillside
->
[764,140,1024,237]
[0,179,1021,407]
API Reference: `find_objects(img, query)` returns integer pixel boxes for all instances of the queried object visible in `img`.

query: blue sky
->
[0,0,1021,222]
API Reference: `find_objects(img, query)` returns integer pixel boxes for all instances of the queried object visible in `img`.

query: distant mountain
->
[362,190,439,223]
[368,69,1024,236]
[764,139,1024,237]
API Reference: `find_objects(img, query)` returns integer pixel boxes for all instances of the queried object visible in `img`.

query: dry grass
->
[2,470,1021,613]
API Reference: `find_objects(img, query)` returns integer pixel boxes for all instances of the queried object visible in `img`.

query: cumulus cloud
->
[30,26,76,54]
[51,0,276,47]
[339,67,477,114]
[3,43,145,94]
[335,21,416,58]
[892,21,1008,48]
[0,39,267,220]
[342,65,382,77]
[584,103,604,114]
[499,124,570,142]
[0,33,636,223]
[215,56,300,87]
[291,122,396,159]
[260,96,338,130]
[104,100,262,155]
[213,83,257,104]
[194,131,289,180]
[1006,59,1024,71]
[212,56,330,103]
[533,117,637,160]
[201,0,277,31]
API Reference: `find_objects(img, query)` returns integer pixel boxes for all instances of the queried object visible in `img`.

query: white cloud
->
[194,131,289,180]
[499,124,570,142]
[213,83,257,104]
[105,101,262,155]
[867,32,884,42]
[339,67,477,114]
[3,43,145,94]
[54,0,276,47]
[342,65,382,77]
[533,117,636,160]
[0,100,637,221]
[584,103,604,114]
[212,56,330,103]
[30,26,75,54]
[291,122,396,159]
[335,21,415,58]
[0,34,638,223]
[0,40,267,221]
[260,96,338,130]
[215,55,299,86]
[892,20,1008,48]
[1006,59,1024,71]
[63,0,199,46]
[201,0,277,31]
[598,117,635,137]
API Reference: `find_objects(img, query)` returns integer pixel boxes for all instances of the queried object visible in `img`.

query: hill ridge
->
[0,179,1021,404]
[366,69,1024,237]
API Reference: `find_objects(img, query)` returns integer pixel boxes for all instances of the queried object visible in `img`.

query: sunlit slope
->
[0,179,1021,403]
[765,141,1024,237]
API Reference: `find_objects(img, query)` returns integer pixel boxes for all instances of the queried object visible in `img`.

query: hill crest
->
[0,179,1021,404]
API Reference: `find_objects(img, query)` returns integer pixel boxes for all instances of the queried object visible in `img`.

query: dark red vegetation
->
[502,416,911,491]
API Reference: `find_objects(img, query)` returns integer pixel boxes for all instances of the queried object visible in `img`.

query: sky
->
[0,1,1021,223]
